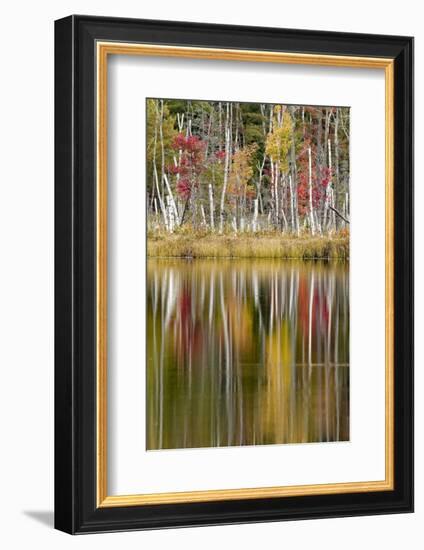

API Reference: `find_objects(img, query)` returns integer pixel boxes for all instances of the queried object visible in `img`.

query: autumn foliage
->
[147,99,350,236]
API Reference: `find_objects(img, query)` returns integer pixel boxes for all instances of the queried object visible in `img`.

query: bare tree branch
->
[328,205,350,224]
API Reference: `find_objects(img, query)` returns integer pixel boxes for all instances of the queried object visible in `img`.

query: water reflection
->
[146,259,349,450]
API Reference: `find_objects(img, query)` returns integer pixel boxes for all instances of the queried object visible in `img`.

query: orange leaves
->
[227,143,258,200]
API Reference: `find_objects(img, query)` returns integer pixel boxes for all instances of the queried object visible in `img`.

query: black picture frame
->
[55,14,414,534]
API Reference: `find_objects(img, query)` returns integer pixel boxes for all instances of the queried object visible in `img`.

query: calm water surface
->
[146,259,349,450]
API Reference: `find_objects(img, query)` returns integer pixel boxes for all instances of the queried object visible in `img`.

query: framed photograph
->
[54,15,413,534]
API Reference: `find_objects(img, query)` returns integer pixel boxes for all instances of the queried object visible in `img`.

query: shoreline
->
[147,232,349,260]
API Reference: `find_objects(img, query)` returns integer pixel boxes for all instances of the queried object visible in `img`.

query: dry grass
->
[147,230,349,260]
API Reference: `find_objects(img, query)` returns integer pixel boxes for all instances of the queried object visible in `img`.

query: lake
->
[146,258,349,450]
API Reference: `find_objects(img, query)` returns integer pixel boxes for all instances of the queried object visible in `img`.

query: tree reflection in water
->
[146,259,349,450]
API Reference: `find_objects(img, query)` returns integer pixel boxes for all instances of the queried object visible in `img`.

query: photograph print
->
[146,98,350,451]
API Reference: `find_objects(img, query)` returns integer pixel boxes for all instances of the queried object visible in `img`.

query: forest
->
[147,98,350,259]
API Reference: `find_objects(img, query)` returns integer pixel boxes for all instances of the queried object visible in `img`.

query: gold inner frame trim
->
[96,41,395,508]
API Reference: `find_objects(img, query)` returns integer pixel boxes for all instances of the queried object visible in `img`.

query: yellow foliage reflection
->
[146,259,349,450]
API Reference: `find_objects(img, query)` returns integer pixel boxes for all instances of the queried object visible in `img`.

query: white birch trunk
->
[151,112,167,228]
[166,196,174,233]
[252,198,259,232]
[200,204,207,227]
[323,138,332,231]
[219,104,231,233]
[163,173,180,226]
[331,188,336,230]
[328,139,336,231]
[208,183,215,230]
[289,174,296,234]
[274,162,279,227]
[154,163,167,228]
[308,146,316,235]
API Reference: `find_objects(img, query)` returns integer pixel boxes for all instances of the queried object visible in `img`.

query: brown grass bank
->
[147,231,349,260]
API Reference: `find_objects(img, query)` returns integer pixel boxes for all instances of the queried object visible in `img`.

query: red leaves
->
[172,133,205,154]
[319,166,333,189]
[169,134,206,200]
[176,178,191,200]
[167,163,180,175]
[296,147,333,214]
[297,173,310,216]
[171,133,188,150]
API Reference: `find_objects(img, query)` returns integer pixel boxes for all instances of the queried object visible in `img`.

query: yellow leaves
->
[228,143,258,196]
[265,110,292,172]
